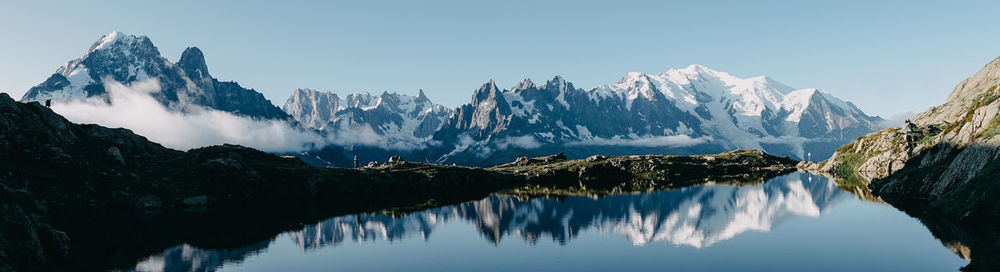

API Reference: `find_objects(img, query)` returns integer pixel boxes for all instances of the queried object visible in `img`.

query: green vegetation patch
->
[978,114,1000,139]
[916,129,940,146]
[942,91,1000,136]
[832,152,867,183]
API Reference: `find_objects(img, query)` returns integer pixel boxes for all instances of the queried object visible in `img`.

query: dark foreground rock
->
[0,93,796,271]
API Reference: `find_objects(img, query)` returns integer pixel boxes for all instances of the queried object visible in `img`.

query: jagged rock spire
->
[511,78,535,91]
[178,47,210,80]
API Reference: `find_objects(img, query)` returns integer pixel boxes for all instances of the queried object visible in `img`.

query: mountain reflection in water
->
[288,172,844,250]
[131,173,964,272]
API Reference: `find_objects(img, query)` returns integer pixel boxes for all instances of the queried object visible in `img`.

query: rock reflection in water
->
[132,172,847,271]
[132,239,272,272]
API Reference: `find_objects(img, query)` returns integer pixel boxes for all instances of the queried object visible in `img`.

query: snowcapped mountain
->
[283,88,452,146]
[21,31,287,119]
[428,65,880,165]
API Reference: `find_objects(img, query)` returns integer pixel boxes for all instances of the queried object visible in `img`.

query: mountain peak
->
[87,31,151,54]
[178,47,210,80]
[684,64,714,71]
[416,89,431,102]
[675,64,725,77]
[545,75,568,90]
[618,72,646,84]
[471,79,504,105]
[511,78,535,91]
[89,31,124,52]
[479,80,498,92]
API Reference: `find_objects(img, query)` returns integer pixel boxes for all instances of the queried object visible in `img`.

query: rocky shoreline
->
[799,57,1000,271]
[0,93,798,271]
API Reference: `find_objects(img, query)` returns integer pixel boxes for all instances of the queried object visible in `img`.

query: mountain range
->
[20,32,882,166]
[420,68,881,165]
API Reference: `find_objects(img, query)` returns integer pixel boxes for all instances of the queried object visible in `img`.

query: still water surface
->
[131,173,968,271]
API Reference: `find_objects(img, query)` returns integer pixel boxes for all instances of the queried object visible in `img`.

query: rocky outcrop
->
[812,57,1000,201]
[805,57,1000,271]
[804,125,936,181]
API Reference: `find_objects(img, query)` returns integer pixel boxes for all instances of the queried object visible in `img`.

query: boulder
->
[387,156,403,163]
[542,153,567,163]
[513,156,530,166]
[585,155,606,162]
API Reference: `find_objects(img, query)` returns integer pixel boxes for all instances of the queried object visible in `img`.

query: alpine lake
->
[123,172,969,272]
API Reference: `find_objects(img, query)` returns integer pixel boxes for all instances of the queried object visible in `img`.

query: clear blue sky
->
[1,0,998,117]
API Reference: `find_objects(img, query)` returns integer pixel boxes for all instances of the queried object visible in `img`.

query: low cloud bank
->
[494,135,542,150]
[52,79,386,153]
[567,135,711,148]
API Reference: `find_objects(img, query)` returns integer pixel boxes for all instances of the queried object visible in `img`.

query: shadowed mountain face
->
[20,31,287,119]
[131,173,850,271]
